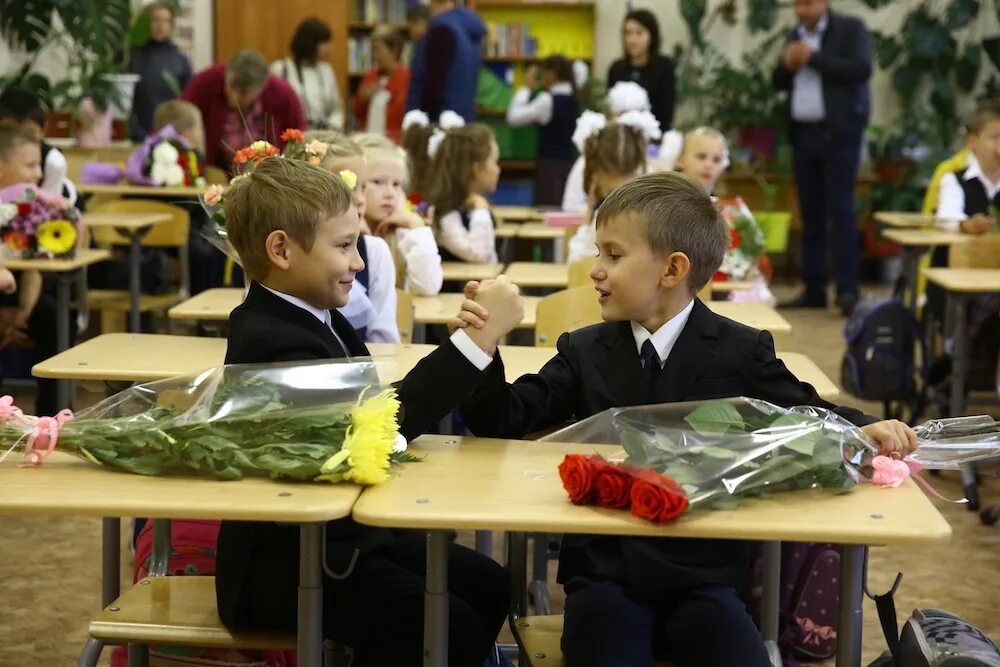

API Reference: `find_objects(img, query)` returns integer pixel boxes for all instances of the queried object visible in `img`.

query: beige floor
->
[1,285,999,666]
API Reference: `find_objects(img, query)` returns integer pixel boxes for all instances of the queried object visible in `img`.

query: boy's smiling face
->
[0,140,42,189]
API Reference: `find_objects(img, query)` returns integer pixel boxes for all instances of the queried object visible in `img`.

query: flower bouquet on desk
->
[0,359,418,485]
[125,124,206,188]
[714,198,766,283]
[0,184,81,260]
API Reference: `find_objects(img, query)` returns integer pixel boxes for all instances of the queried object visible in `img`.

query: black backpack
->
[841,297,926,404]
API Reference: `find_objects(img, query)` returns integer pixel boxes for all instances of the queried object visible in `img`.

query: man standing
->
[406,0,485,122]
[774,0,873,316]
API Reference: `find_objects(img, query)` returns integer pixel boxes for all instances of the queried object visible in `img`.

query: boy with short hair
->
[455,171,916,667]
[152,99,205,154]
[216,156,523,665]
[0,89,75,202]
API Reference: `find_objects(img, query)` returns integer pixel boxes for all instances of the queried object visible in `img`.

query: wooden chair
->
[567,258,593,288]
[948,234,1000,269]
[203,165,229,186]
[534,286,601,346]
[88,199,190,333]
[396,289,413,343]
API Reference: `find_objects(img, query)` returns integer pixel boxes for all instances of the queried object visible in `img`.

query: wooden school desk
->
[441,262,505,284]
[492,205,544,223]
[0,452,360,666]
[881,228,969,312]
[874,211,935,228]
[352,436,952,667]
[505,262,569,289]
[169,287,244,322]
[410,293,541,343]
[5,248,111,407]
[84,212,171,332]
[78,183,206,198]
[707,302,791,333]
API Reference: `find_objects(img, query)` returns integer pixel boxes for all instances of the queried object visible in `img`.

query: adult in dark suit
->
[773,0,873,316]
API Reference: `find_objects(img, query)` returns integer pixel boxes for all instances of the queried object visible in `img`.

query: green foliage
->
[746,0,779,33]
[946,0,980,30]
[680,0,708,50]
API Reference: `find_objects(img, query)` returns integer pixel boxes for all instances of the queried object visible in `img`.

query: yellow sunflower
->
[36,220,77,256]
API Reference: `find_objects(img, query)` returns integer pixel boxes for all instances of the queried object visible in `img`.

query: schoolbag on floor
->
[842,297,925,402]
[750,542,841,664]
[868,575,1000,666]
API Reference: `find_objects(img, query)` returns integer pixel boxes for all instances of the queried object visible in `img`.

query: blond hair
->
[225,157,353,281]
[284,131,364,171]
[354,132,409,180]
[425,123,495,224]
[596,171,727,293]
[0,125,37,161]
[683,126,726,148]
[583,122,647,196]
[153,100,203,135]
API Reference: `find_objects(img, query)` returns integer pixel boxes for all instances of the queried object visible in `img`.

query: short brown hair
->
[152,100,202,134]
[226,50,269,91]
[967,101,1000,134]
[583,122,647,195]
[596,171,727,293]
[0,125,37,161]
[425,123,495,222]
[225,157,353,281]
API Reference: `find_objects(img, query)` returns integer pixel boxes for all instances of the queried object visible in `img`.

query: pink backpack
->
[110,520,294,667]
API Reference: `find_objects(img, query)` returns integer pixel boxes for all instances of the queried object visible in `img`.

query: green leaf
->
[983,37,1000,71]
[684,401,745,436]
[621,428,655,466]
[812,440,844,468]
[874,34,902,69]
[955,44,982,91]
[687,445,739,460]
[747,0,779,33]
[946,0,979,30]
[930,70,955,117]
[0,0,58,52]
[892,63,924,99]
[680,0,707,49]
[856,0,894,7]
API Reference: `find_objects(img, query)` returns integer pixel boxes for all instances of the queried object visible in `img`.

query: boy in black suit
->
[453,172,917,667]
[216,157,525,665]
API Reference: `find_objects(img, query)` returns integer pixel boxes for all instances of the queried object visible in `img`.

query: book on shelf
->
[353,0,407,24]
[348,36,373,75]
[483,22,538,59]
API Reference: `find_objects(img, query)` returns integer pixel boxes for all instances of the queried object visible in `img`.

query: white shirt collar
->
[261,283,332,330]
[630,299,695,368]
[549,82,574,95]
[962,152,1000,198]
[797,13,829,37]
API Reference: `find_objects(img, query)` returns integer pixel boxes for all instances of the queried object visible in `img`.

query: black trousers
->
[0,288,60,416]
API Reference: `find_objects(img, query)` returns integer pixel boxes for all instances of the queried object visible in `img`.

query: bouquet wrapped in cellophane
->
[0,359,415,485]
[545,397,1000,523]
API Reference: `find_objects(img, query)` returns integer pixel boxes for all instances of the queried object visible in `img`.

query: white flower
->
[607,81,650,114]
[438,110,465,130]
[572,110,607,153]
[572,59,590,90]
[163,164,186,187]
[720,250,752,279]
[658,130,685,171]
[616,109,662,142]
[402,109,430,130]
[427,128,447,158]
[150,161,169,185]
[151,141,179,166]
[0,203,16,228]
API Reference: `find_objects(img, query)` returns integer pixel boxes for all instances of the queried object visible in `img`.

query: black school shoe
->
[777,291,828,309]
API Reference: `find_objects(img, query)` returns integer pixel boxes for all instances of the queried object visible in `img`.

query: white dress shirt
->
[630,300,695,368]
[438,208,498,263]
[791,14,828,123]
[506,82,575,127]
[935,152,1000,231]
[395,225,444,295]
[339,235,400,343]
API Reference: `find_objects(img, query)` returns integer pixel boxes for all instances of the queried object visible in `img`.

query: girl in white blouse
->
[271,18,345,131]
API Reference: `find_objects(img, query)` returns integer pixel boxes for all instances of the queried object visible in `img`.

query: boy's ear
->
[264,230,293,271]
[661,251,692,290]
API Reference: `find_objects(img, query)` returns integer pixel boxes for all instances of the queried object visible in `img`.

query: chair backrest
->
[396,289,413,343]
[567,258,593,288]
[90,199,190,248]
[922,148,968,214]
[949,234,1000,269]
[535,286,602,346]
[203,165,229,186]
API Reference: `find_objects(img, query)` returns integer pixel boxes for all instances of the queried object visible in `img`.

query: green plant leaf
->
[904,10,955,62]
[856,0,894,7]
[681,0,707,49]
[955,44,981,91]
[747,0,779,33]
[874,33,902,69]
[686,445,739,460]
[983,37,1000,71]
[0,0,58,52]
[946,0,980,30]
[930,70,955,116]
[892,62,924,99]
[621,428,655,466]
[684,401,745,436]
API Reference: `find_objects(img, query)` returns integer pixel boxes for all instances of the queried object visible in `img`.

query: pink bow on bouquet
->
[0,395,74,467]
[871,455,910,488]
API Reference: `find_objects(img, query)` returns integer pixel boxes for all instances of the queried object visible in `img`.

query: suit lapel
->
[654,300,719,403]
[245,283,348,358]
[330,310,370,357]
[595,321,648,407]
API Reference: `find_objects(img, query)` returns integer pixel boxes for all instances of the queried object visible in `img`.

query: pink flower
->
[871,455,910,488]
[308,156,321,166]
[203,184,224,207]
[307,140,328,158]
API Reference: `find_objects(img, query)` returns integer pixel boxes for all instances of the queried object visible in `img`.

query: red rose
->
[16,202,31,216]
[559,454,613,505]
[178,153,189,168]
[729,227,741,249]
[629,469,688,523]
[595,464,635,509]
[712,270,729,282]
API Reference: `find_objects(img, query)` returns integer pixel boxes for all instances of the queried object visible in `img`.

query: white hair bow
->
[658,129,685,171]
[607,81,651,115]
[616,109,662,142]
[427,110,466,158]
[402,110,430,131]
[572,110,607,153]
[572,59,590,90]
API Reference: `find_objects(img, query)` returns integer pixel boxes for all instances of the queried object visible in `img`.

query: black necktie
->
[641,339,661,382]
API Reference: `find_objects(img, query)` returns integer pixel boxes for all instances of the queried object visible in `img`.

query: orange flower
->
[233,142,280,167]
[281,128,305,143]
[4,231,28,251]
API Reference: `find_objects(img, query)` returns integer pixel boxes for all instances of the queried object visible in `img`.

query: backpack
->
[841,297,925,402]
[111,520,293,667]
[750,543,842,665]
[868,576,1000,666]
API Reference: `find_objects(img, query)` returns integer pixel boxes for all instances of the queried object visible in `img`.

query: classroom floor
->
[1,284,999,666]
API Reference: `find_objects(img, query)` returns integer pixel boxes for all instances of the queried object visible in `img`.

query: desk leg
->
[948,294,980,508]
[902,247,922,313]
[129,233,142,333]
[424,530,450,667]
[103,517,121,605]
[55,273,73,409]
[552,238,564,265]
[298,523,324,667]
[476,530,493,558]
[836,545,865,667]
[761,541,782,667]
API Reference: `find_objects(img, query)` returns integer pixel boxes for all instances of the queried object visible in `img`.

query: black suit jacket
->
[216,282,487,630]
[460,299,876,597]
[772,11,873,141]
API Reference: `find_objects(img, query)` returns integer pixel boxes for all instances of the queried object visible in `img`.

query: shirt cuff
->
[450,329,493,371]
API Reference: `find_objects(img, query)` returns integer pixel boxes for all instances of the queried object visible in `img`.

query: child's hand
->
[0,268,16,295]
[861,419,917,458]
[0,307,28,349]
[461,276,524,355]
[467,194,490,210]
[375,210,425,236]
[960,214,995,235]
[525,65,541,88]
[447,281,487,334]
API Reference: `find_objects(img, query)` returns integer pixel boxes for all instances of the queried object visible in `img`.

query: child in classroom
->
[285,130,401,342]
[352,26,411,143]
[505,54,579,206]
[151,99,206,155]
[354,132,444,295]
[565,111,656,264]
[425,119,502,263]
[0,126,60,416]
[0,88,76,203]
[400,109,436,214]
[452,171,917,667]
[216,156,522,666]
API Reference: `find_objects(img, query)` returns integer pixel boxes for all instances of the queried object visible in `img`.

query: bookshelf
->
[348,0,409,76]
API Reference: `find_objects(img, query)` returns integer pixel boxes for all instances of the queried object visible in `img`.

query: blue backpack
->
[841,297,926,406]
